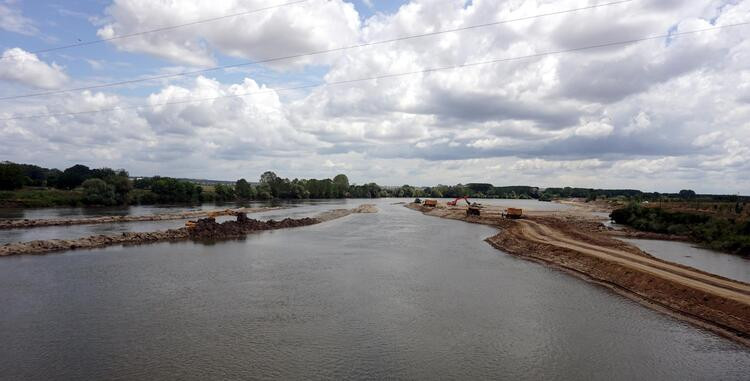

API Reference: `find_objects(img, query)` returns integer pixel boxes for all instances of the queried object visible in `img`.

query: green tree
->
[105,174,133,204]
[0,163,25,190]
[214,184,236,201]
[256,183,272,199]
[235,178,255,199]
[333,174,349,197]
[90,167,117,180]
[57,164,91,189]
[260,171,279,185]
[82,178,116,205]
[149,177,202,202]
[679,189,696,200]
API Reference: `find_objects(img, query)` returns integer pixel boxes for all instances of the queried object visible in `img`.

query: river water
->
[0,199,352,245]
[622,238,750,283]
[1,200,749,379]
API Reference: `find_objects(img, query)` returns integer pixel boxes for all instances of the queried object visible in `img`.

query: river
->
[621,238,750,284]
[0,199,355,245]
[1,200,749,379]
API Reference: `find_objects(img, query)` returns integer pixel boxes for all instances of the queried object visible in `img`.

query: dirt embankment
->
[406,202,750,346]
[0,204,377,257]
[0,207,284,230]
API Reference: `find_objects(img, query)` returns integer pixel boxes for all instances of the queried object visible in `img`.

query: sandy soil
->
[0,206,285,230]
[0,204,377,257]
[406,201,750,346]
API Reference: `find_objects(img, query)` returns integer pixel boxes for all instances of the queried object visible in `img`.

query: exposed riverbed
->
[1,200,749,379]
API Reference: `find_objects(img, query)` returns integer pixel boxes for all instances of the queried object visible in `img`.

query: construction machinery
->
[423,199,438,207]
[185,209,245,229]
[466,204,481,216]
[447,196,482,216]
[503,208,523,219]
[447,196,470,206]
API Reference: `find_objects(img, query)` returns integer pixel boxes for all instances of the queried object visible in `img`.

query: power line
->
[0,0,309,60]
[1,22,747,122]
[0,0,633,101]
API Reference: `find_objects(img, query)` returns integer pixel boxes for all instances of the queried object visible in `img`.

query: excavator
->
[185,209,247,230]
[447,196,469,206]
[447,196,481,216]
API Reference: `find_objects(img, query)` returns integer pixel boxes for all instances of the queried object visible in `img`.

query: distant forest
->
[0,161,746,207]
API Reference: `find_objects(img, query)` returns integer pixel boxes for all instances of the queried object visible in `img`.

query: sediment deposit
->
[406,202,750,346]
[0,204,377,257]
[0,207,283,230]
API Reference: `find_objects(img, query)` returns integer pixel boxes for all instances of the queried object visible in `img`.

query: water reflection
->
[0,201,747,379]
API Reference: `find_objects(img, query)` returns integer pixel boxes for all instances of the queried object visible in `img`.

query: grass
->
[0,188,83,208]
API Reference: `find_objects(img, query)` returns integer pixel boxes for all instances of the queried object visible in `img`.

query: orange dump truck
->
[423,199,438,207]
[504,208,523,219]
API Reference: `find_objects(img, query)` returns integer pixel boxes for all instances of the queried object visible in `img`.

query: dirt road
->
[518,219,750,301]
[406,202,750,345]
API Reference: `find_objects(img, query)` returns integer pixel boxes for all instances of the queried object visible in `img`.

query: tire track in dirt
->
[518,220,750,301]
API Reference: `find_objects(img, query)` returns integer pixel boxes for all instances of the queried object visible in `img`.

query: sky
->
[0,0,749,193]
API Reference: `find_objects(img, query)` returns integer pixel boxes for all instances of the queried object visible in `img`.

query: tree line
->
[0,162,398,206]
[2,161,746,207]
[611,203,750,256]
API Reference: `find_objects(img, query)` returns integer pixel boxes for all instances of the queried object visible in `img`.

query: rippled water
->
[0,199,356,244]
[622,238,750,283]
[1,200,749,379]
[0,199,566,245]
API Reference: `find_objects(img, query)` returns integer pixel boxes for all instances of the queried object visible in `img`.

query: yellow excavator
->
[185,209,243,229]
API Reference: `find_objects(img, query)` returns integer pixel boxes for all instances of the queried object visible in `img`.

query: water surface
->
[0,199,565,245]
[622,238,750,283]
[1,201,748,379]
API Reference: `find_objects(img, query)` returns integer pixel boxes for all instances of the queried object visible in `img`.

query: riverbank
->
[405,202,750,346]
[0,206,284,230]
[0,204,377,256]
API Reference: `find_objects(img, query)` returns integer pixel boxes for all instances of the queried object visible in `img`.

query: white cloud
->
[511,158,606,173]
[574,120,614,138]
[0,1,37,35]
[97,0,361,67]
[0,48,68,89]
[692,131,725,148]
[3,0,750,193]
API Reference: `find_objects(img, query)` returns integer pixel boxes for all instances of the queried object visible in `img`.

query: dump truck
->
[423,199,438,207]
[503,208,523,219]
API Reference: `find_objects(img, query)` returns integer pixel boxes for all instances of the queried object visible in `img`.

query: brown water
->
[1,200,749,379]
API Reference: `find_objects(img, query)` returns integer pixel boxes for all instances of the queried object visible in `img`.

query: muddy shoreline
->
[405,202,750,346]
[1,204,377,257]
[0,206,285,230]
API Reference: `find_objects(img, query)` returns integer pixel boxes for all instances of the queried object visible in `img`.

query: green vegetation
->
[611,203,750,256]
[2,161,747,210]
[0,163,25,190]
[133,176,203,203]
[0,188,82,208]
[82,179,117,206]
[539,187,749,204]
[0,162,134,207]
